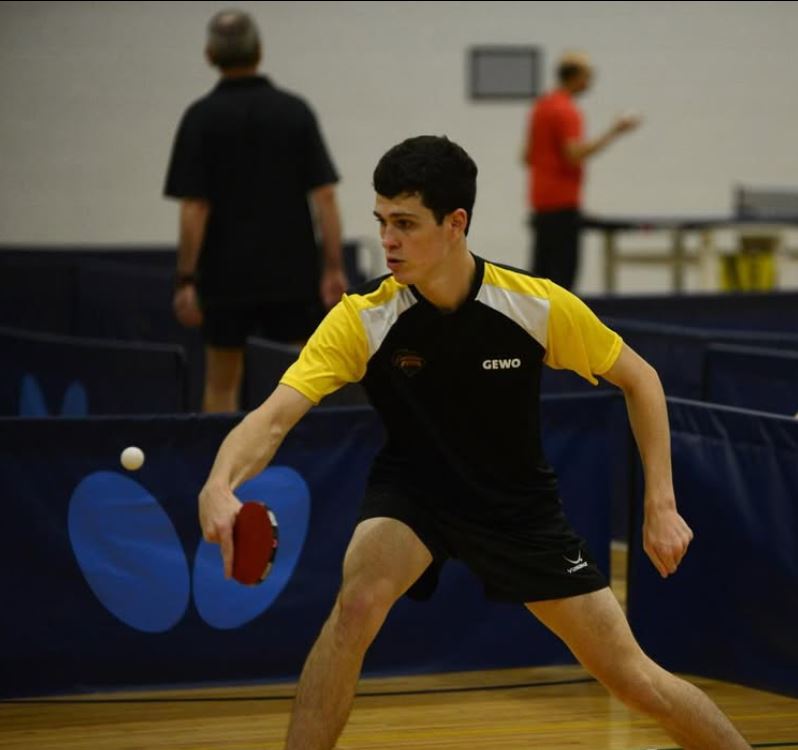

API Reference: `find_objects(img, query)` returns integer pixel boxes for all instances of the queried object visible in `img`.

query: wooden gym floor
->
[2,544,796,749]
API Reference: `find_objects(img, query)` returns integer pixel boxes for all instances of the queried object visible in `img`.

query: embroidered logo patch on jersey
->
[392,349,426,377]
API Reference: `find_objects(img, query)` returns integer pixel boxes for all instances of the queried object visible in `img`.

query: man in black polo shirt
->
[164,9,346,412]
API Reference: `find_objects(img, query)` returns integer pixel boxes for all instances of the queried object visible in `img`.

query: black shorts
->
[358,483,608,603]
[200,299,323,348]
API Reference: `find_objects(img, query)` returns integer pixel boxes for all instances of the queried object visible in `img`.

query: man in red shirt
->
[525,52,641,289]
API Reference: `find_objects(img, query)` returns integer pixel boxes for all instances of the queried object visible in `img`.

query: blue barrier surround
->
[72,260,205,411]
[0,325,189,416]
[543,318,798,399]
[627,398,798,698]
[3,390,795,699]
[0,257,77,335]
[3,245,796,330]
[0,393,620,697]
[608,318,798,400]
[702,343,798,416]
[3,248,797,697]
[3,246,797,413]
[244,336,369,410]
[585,290,798,333]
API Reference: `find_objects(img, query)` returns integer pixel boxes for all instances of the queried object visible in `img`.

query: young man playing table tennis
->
[199,136,751,748]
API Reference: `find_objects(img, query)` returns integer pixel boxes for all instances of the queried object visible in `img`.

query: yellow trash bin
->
[719,234,778,291]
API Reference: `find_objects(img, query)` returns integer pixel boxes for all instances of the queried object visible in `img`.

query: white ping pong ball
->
[121,446,145,471]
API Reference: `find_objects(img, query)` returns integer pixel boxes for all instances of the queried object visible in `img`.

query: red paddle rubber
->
[231,502,278,585]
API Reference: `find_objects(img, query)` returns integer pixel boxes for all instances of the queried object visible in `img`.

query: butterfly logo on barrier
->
[67,466,311,633]
[19,374,88,417]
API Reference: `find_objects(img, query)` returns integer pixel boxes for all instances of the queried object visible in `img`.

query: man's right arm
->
[199,384,314,578]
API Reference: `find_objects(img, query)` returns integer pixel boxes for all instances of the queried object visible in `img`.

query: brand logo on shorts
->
[392,349,426,377]
[482,358,522,370]
[564,550,588,574]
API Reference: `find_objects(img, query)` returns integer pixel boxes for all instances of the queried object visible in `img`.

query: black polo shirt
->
[164,76,339,303]
[281,257,623,516]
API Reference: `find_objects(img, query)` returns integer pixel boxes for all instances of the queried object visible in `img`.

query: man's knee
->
[595,659,673,718]
[331,578,399,648]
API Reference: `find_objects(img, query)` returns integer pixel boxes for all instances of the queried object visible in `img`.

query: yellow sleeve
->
[543,281,623,385]
[279,295,369,404]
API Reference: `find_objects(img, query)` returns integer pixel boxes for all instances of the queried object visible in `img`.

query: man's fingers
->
[198,488,242,578]
[220,526,235,580]
[653,556,669,579]
[644,513,694,578]
[671,528,693,566]
[202,527,218,544]
[647,537,691,578]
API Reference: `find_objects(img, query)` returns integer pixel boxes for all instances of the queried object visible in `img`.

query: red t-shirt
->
[527,89,584,211]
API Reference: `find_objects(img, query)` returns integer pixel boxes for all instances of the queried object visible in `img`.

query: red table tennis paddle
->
[232,501,278,585]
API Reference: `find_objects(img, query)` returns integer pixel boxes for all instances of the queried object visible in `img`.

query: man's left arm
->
[173,198,210,328]
[310,183,348,309]
[563,113,642,165]
[601,344,694,578]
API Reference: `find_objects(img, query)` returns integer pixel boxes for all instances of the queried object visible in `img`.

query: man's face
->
[572,66,593,95]
[373,192,458,286]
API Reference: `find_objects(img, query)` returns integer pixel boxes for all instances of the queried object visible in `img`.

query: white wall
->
[1,1,797,293]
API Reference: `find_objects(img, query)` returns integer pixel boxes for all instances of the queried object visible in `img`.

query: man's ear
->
[448,208,469,236]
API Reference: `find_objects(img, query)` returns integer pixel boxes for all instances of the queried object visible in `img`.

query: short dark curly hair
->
[373,136,478,234]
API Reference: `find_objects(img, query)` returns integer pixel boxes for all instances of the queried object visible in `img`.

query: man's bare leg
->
[284,518,432,750]
[527,588,751,749]
[203,346,243,413]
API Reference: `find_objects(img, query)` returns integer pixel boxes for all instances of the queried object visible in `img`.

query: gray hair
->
[206,9,260,69]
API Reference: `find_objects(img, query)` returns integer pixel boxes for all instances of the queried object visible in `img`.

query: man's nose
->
[381,226,399,249]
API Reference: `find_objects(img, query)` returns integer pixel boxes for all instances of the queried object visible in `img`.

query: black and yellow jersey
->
[281,255,622,511]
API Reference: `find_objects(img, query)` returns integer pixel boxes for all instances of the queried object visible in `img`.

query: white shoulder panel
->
[476,284,550,348]
[358,286,418,357]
